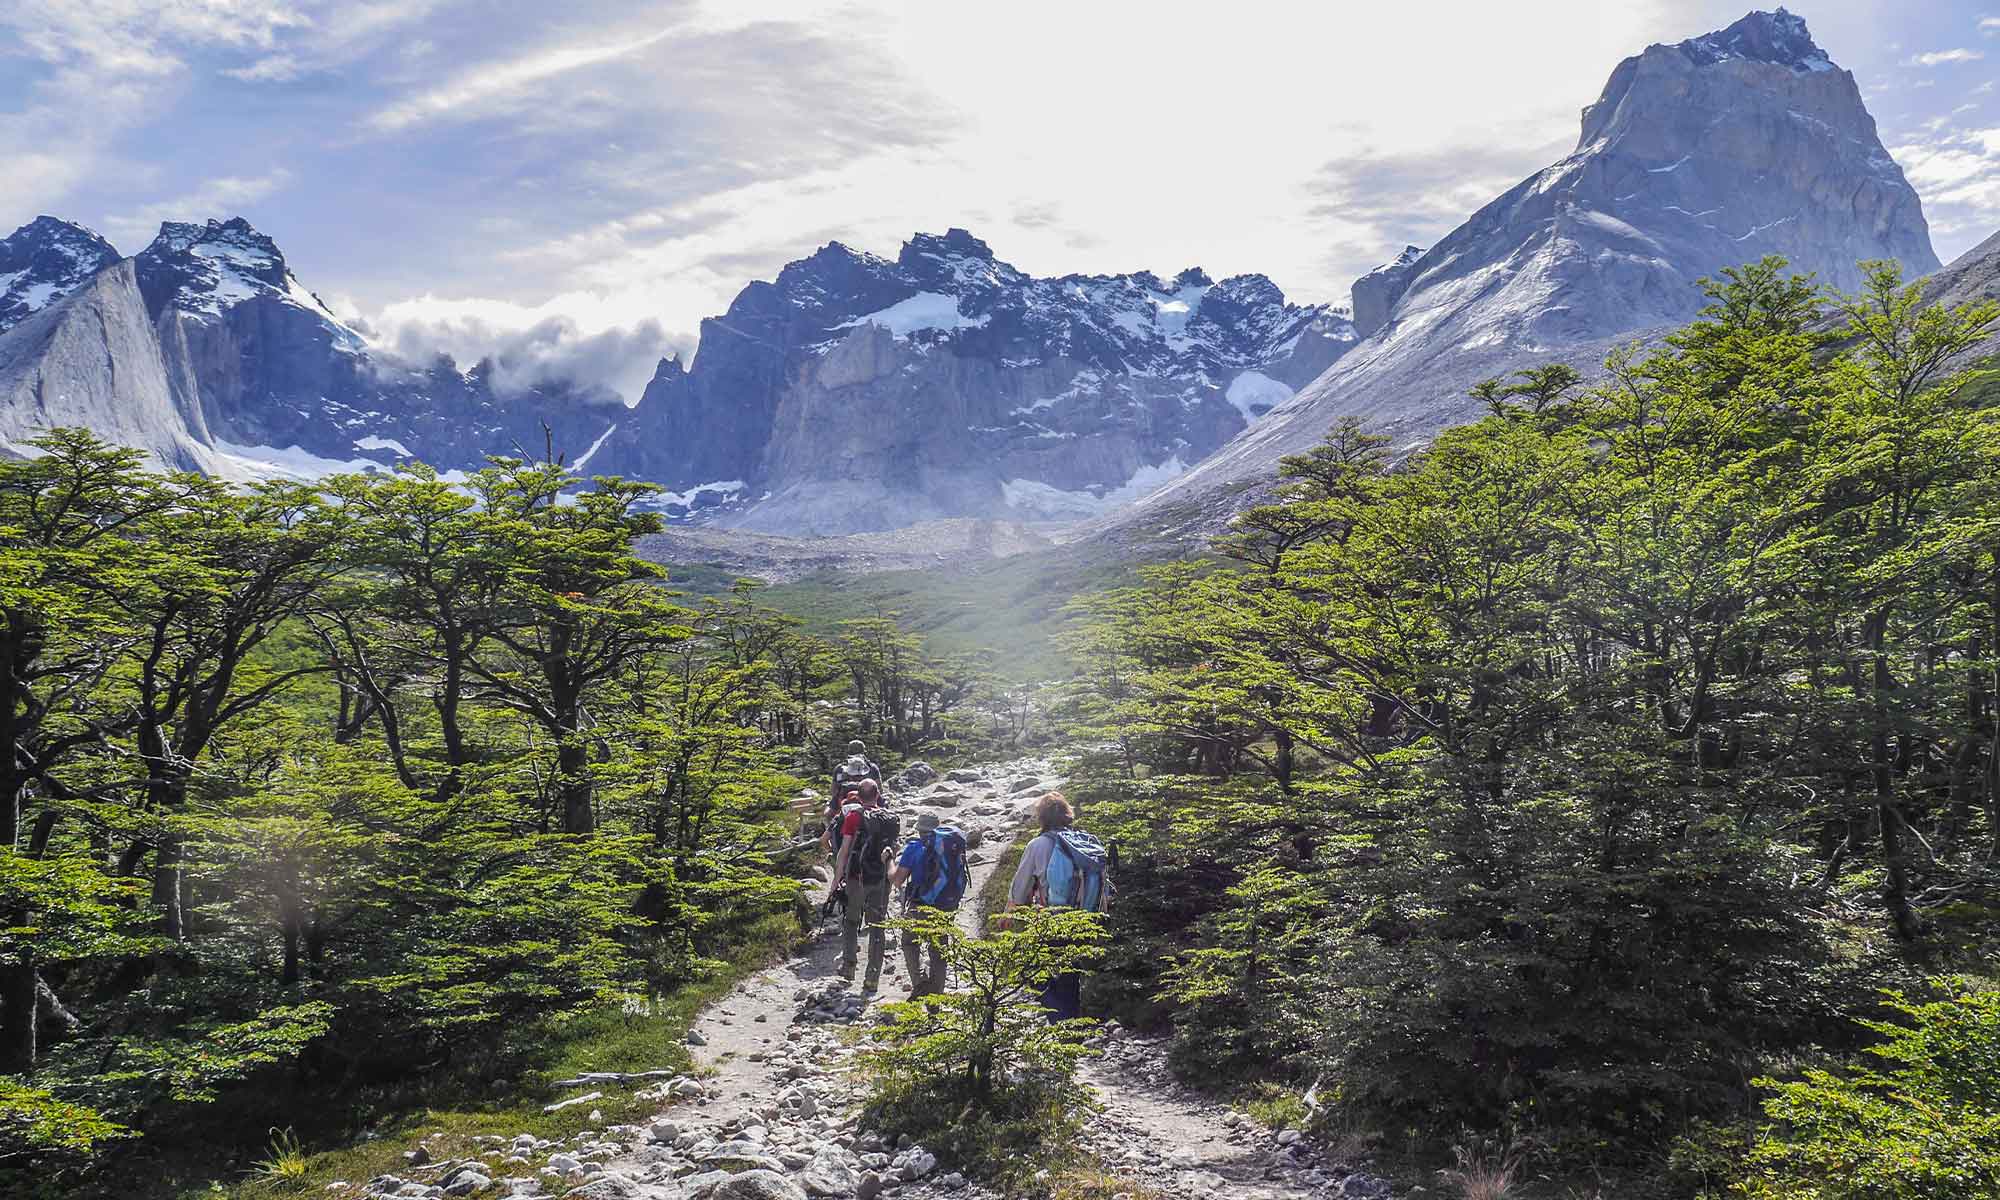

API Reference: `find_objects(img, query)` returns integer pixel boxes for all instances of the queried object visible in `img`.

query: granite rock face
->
[1349,245,1423,340]
[616,229,1356,534]
[1108,8,1942,544]
[0,215,626,477]
[131,218,622,475]
[0,261,218,471]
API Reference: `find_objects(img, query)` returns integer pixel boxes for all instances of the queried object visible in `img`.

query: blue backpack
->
[1041,828,1109,912]
[911,828,971,911]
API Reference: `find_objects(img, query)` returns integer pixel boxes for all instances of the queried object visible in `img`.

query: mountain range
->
[0,218,1346,533]
[1,8,1989,549]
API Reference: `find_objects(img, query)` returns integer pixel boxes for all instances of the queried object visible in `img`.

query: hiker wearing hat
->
[820,739,884,856]
[829,779,900,988]
[888,810,971,999]
[831,739,882,806]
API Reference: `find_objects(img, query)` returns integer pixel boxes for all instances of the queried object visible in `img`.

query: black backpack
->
[848,808,901,885]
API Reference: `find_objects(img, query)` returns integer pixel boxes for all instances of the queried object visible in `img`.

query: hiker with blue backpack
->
[1003,791,1111,1022]
[888,811,972,998]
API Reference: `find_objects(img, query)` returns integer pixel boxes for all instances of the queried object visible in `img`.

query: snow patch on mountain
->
[1225,370,1294,423]
[844,291,992,337]
[352,434,412,456]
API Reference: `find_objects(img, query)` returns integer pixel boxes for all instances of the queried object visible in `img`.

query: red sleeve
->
[841,809,863,836]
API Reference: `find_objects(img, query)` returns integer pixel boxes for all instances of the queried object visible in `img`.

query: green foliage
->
[0,444,937,1194]
[0,1079,131,1165]
[1064,257,2000,1166]
[1733,979,2000,1200]
[861,908,1105,1186]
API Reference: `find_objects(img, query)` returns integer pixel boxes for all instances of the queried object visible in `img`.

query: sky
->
[3,1,1998,401]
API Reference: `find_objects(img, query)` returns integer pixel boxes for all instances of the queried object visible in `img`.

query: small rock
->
[1008,776,1042,793]
[855,1172,885,1200]
[405,1148,432,1167]
[1338,1172,1394,1199]
[443,1173,489,1197]
[686,1029,708,1047]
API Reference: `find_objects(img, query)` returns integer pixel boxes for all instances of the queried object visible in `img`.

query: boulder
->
[945,769,984,784]
[1008,776,1042,794]
[890,761,939,789]
[797,1147,860,1196]
[710,1170,808,1200]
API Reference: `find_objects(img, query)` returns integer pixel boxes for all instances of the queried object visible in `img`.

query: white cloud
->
[1907,47,1985,66]
[1893,127,2000,241]
[363,22,679,132]
[223,53,302,81]
[103,169,295,246]
[368,292,684,403]
[1982,16,2000,33]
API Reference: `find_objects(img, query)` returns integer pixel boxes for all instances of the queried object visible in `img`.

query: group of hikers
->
[816,740,1109,1021]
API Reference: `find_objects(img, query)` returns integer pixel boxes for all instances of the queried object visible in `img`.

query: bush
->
[861,908,1105,1186]
[1733,978,2000,1200]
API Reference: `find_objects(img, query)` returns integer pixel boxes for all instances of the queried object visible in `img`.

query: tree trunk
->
[0,959,34,1072]
[558,731,593,834]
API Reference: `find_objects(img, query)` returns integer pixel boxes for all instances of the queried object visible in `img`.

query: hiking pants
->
[840,877,889,984]
[1039,971,1082,1023]
[901,906,948,995]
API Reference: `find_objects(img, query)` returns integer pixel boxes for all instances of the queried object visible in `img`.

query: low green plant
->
[1731,977,2000,1200]
[252,1128,309,1186]
[1244,1083,1309,1131]
[861,907,1107,1188]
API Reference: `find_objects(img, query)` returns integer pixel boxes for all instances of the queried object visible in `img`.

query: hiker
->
[820,740,883,851]
[827,778,900,989]
[819,781,862,856]
[1004,791,1111,1022]
[831,739,881,805]
[887,811,971,998]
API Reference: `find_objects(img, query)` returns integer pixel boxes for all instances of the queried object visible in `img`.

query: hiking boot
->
[838,966,856,983]
[861,975,880,994]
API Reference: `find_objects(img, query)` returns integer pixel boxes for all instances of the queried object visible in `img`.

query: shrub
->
[1732,978,2000,1200]
[861,908,1105,1185]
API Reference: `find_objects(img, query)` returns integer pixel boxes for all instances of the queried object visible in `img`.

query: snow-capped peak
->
[134,216,363,348]
[0,216,121,334]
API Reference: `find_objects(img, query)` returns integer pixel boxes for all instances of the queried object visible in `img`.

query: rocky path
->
[350,756,1391,1200]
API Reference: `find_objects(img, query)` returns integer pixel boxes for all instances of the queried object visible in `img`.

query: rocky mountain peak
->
[1675,8,1828,73]
[0,216,121,334]
[651,353,688,383]
[1350,245,1427,339]
[901,227,994,265]
[133,216,358,344]
[1108,8,1944,546]
[1172,267,1215,289]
